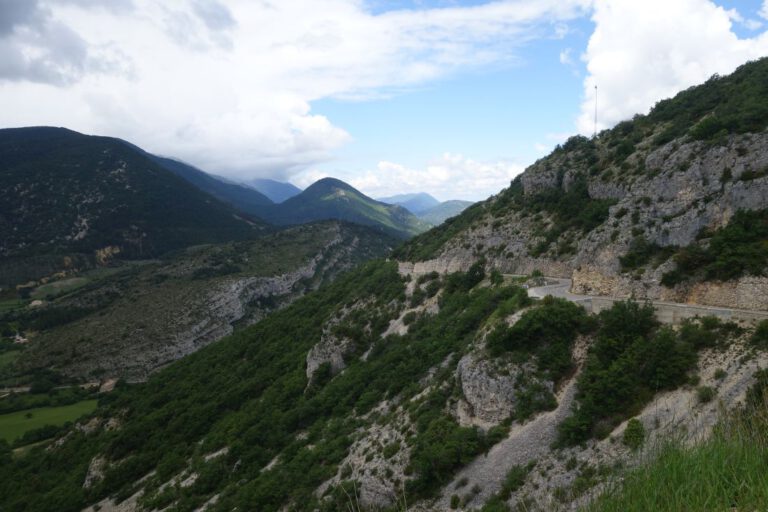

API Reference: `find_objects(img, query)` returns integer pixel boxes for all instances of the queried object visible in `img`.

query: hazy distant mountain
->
[378,193,473,225]
[0,127,261,286]
[246,178,302,203]
[260,177,431,239]
[148,156,274,215]
[378,192,440,214]
[418,199,474,225]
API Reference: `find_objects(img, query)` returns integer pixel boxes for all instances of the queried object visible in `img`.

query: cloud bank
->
[347,154,524,202]
[0,0,590,184]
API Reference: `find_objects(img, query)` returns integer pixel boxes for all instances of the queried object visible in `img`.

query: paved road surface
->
[525,277,588,302]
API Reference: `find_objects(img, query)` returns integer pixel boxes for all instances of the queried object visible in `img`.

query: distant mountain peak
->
[258,177,431,239]
[246,178,302,203]
[378,192,441,215]
[309,177,354,190]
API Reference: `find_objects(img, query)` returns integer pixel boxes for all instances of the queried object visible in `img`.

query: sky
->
[1,0,767,201]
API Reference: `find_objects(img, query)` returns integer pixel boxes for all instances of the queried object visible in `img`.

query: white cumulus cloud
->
[577,0,768,135]
[334,153,525,201]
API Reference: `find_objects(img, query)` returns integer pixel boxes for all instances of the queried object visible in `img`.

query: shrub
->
[751,320,768,348]
[382,441,400,459]
[403,312,418,326]
[622,419,645,451]
[498,463,533,500]
[588,370,768,512]
[619,237,675,272]
[697,386,716,404]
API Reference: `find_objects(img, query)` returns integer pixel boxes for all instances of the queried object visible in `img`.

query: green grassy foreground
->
[0,399,98,443]
[586,378,768,512]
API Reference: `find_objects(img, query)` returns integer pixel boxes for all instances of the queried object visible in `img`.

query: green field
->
[0,399,98,443]
[0,299,24,313]
[31,277,90,299]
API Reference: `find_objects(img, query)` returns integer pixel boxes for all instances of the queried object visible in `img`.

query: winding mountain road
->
[525,277,588,302]
[521,276,768,324]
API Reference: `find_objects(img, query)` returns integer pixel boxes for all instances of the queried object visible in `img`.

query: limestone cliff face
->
[409,132,768,310]
[455,352,550,429]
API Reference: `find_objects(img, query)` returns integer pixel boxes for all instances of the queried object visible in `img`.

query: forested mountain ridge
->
[257,177,432,239]
[0,127,262,288]
[418,199,474,225]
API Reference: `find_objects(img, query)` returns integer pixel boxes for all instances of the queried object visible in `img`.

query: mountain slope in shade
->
[0,127,261,287]
[148,155,274,215]
[246,178,302,203]
[17,221,395,381]
[260,177,432,238]
[418,199,474,225]
[378,192,440,214]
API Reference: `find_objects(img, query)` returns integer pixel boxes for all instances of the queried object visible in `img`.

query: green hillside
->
[0,127,262,287]
[418,199,474,225]
[1,221,395,382]
[259,178,431,239]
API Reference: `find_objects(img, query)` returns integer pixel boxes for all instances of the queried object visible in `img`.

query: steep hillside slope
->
[260,178,432,239]
[0,127,261,287]
[246,178,302,203]
[3,221,394,382]
[2,260,765,512]
[397,58,768,311]
[148,155,274,216]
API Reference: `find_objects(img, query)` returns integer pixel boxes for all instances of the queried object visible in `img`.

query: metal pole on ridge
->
[594,84,598,138]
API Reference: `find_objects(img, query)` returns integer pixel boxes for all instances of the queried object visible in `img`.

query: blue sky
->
[311,14,592,194]
[307,0,768,200]
[1,0,767,201]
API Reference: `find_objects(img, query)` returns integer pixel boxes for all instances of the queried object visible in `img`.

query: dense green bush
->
[487,296,593,381]
[619,237,676,272]
[524,178,616,257]
[649,59,768,144]
[697,386,716,404]
[0,261,534,511]
[622,419,645,451]
[662,209,768,286]
[557,302,702,445]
